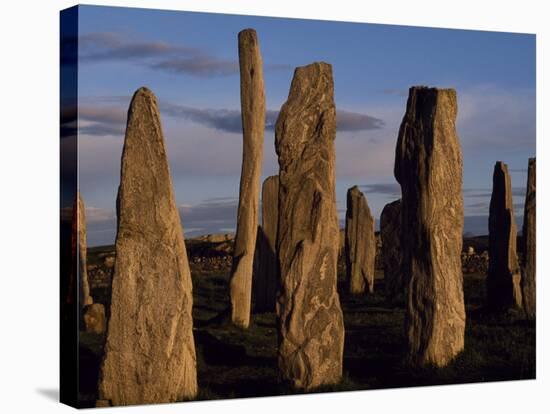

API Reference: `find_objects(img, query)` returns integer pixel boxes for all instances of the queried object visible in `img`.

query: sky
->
[66,5,536,246]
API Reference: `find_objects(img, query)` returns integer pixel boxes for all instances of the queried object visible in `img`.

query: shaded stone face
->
[345,186,376,294]
[83,303,106,334]
[487,161,523,311]
[395,86,465,367]
[98,88,197,406]
[521,157,536,319]
[380,199,403,305]
[254,175,279,312]
[275,62,344,390]
[230,28,266,329]
[74,192,94,308]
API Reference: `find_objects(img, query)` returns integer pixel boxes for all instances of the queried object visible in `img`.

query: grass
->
[78,252,535,406]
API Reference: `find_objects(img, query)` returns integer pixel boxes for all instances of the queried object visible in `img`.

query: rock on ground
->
[521,157,536,319]
[98,87,197,406]
[380,199,404,305]
[345,186,376,294]
[275,62,344,389]
[83,303,106,334]
[487,161,523,311]
[230,28,266,328]
[395,86,466,367]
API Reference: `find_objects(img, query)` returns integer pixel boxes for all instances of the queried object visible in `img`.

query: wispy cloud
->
[76,31,289,78]
[77,96,386,136]
[359,183,400,197]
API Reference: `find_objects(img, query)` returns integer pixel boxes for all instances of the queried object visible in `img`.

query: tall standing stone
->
[98,88,197,406]
[521,158,536,319]
[229,28,266,328]
[345,186,376,294]
[395,86,465,367]
[77,192,93,308]
[487,161,523,311]
[254,175,279,312]
[380,199,404,305]
[275,62,344,389]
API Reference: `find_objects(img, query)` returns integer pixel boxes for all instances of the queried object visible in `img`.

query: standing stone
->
[77,192,93,308]
[522,158,536,319]
[229,28,266,328]
[395,86,465,367]
[98,88,197,406]
[254,175,279,312]
[487,161,523,311]
[380,199,404,305]
[83,303,106,334]
[345,186,376,294]
[275,62,344,389]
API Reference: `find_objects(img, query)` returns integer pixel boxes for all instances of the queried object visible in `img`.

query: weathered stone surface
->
[380,199,404,305]
[83,303,106,334]
[487,161,523,311]
[345,186,376,294]
[275,62,344,389]
[395,86,465,367]
[521,157,536,319]
[98,87,197,405]
[230,28,266,328]
[254,175,279,312]
[76,193,93,307]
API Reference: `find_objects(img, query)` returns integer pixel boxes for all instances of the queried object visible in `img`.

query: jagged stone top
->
[275,62,335,169]
[238,28,259,46]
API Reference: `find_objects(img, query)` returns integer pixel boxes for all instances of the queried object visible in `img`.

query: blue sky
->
[69,5,536,246]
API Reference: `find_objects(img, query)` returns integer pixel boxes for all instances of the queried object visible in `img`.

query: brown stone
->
[395,86,465,367]
[521,157,536,319]
[83,303,106,334]
[380,199,404,305]
[487,161,523,311]
[275,62,344,389]
[98,87,197,405]
[254,175,279,312]
[345,186,376,294]
[230,28,266,328]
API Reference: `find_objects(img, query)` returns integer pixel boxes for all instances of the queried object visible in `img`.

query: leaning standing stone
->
[380,199,404,305]
[345,186,376,294]
[275,62,344,389]
[98,88,197,406]
[76,192,93,308]
[254,175,279,312]
[521,158,536,319]
[487,161,523,311]
[229,28,266,328]
[395,86,465,367]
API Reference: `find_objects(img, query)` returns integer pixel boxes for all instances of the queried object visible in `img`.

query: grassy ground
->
[79,255,535,406]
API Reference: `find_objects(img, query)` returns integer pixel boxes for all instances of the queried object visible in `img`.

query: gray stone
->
[77,193,93,307]
[98,88,197,406]
[487,161,522,311]
[230,28,266,328]
[345,186,376,294]
[275,62,344,389]
[254,175,279,312]
[521,157,536,319]
[380,199,404,305]
[395,86,465,367]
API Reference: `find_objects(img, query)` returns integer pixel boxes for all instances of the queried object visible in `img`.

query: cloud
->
[76,31,290,78]
[359,183,400,197]
[77,96,386,136]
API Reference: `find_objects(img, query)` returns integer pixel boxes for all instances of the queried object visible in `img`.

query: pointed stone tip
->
[132,86,156,101]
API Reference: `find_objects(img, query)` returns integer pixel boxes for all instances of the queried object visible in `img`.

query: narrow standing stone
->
[275,62,344,389]
[522,157,536,319]
[380,199,404,305]
[395,86,465,367]
[345,186,376,294]
[254,175,279,312]
[98,88,197,406]
[487,161,523,311]
[77,193,93,307]
[229,28,266,328]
